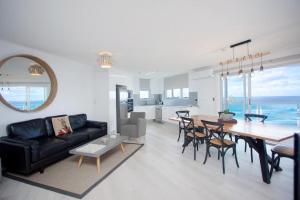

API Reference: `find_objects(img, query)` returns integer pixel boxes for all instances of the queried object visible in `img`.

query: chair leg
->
[218,150,220,160]
[270,152,275,177]
[193,140,197,161]
[182,147,185,154]
[221,148,225,174]
[203,145,209,164]
[250,147,253,163]
[177,128,181,142]
[276,157,281,170]
[234,146,239,168]
[244,141,247,152]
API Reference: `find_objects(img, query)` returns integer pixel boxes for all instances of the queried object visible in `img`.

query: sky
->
[227,65,300,97]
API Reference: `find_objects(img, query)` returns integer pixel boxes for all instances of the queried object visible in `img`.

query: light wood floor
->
[0,121,293,200]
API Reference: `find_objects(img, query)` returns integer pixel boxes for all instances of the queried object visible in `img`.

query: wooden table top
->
[169,115,299,142]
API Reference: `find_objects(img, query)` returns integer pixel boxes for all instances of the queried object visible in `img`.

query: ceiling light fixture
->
[221,64,224,80]
[28,63,44,76]
[226,62,230,76]
[238,61,243,78]
[219,39,270,76]
[260,54,264,73]
[250,56,255,77]
[98,51,112,69]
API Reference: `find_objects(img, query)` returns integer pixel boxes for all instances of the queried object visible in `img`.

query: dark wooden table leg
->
[244,137,271,184]
[255,139,271,184]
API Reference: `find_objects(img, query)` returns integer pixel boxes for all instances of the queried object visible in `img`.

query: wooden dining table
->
[169,115,300,184]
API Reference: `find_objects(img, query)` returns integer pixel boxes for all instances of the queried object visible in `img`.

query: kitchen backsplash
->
[134,92,198,106]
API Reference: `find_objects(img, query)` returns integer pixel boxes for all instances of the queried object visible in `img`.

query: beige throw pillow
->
[52,116,73,136]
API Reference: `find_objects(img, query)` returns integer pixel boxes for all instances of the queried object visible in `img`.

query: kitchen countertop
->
[134,105,196,107]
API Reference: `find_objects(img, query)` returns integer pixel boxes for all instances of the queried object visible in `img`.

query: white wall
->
[189,70,220,115]
[0,39,109,136]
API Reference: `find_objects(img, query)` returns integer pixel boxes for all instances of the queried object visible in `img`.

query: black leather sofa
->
[0,114,107,175]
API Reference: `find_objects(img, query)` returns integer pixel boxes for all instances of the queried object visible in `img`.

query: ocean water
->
[227,96,300,127]
[8,100,44,110]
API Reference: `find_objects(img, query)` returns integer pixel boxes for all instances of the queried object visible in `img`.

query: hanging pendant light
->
[98,51,112,69]
[259,54,264,73]
[238,61,243,78]
[220,64,224,80]
[250,57,255,77]
[226,62,229,76]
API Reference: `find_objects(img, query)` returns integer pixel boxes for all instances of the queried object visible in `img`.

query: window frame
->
[173,88,181,98]
[139,90,150,99]
[182,88,189,98]
[166,89,173,98]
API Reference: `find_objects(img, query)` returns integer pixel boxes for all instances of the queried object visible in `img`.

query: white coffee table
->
[69,135,128,174]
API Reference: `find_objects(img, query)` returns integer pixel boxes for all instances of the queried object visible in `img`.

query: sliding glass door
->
[227,75,246,119]
[222,65,300,126]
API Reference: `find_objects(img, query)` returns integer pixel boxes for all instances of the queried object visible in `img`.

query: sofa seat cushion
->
[58,132,89,147]
[75,127,103,140]
[31,137,68,162]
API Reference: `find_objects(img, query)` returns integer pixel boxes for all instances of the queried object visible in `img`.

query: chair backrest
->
[218,111,236,117]
[245,113,268,123]
[201,120,225,141]
[176,110,190,118]
[130,112,146,124]
[181,117,194,134]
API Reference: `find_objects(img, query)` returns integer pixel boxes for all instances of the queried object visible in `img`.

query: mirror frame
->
[0,54,57,112]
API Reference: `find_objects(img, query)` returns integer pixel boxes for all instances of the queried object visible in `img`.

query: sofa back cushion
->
[7,118,47,140]
[44,115,67,136]
[69,114,87,130]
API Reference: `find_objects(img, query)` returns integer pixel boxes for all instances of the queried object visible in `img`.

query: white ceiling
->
[0,0,300,75]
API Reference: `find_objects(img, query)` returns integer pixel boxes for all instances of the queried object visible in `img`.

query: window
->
[182,88,189,98]
[140,90,149,99]
[173,88,181,98]
[166,89,172,98]
[0,85,49,110]
[226,75,247,119]
[222,65,300,127]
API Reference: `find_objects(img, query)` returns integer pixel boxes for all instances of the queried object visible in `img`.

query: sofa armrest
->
[0,138,32,174]
[86,120,107,129]
[137,118,147,137]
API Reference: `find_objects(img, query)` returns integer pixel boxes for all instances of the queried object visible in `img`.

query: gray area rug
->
[4,143,143,199]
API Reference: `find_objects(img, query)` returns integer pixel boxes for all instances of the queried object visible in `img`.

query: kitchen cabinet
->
[134,105,200,121]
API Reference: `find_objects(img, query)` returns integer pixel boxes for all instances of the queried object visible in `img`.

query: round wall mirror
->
[0,54,57,112]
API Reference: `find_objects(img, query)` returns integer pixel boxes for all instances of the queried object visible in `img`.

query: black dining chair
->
[235,113,268,163]
[218,111,236,117]
[176,110,190,141]
[270,142,295,177]
[218,111,236,141]
[181,117,206,161]
[202,120,239,174]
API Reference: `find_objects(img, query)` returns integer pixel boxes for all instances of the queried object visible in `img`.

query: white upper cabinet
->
[150,77,164,94]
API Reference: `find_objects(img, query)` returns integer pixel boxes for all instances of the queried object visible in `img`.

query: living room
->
[0,1,300,200]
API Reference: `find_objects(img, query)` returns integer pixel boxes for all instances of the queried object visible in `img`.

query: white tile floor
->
[0,121,294,200]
